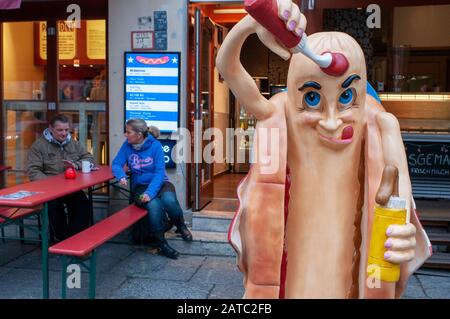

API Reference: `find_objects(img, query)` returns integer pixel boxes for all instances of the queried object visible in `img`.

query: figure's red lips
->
[319,126,354,144]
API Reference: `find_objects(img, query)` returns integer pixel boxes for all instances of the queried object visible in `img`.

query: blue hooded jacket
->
[112,134,168,199]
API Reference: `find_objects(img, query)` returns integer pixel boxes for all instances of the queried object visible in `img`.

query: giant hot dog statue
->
[216,0,432,298]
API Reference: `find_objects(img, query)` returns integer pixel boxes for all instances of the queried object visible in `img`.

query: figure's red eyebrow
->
[298,81,321,91]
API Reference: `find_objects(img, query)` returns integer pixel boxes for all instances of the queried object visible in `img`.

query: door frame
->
[194,6,215,211]
[187,0,244,210]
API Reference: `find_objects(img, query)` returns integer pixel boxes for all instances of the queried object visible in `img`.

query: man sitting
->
[27,114,95,242]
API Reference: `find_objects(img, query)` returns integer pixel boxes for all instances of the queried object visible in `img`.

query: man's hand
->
[384,223,416,264]
[119,178,128,186]
[62,159,77,169]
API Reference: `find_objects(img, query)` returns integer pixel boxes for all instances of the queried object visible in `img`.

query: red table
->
[0,165,114,298]
[0,165,12,173]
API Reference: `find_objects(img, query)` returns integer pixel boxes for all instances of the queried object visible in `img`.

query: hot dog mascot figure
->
[216,0,432,298]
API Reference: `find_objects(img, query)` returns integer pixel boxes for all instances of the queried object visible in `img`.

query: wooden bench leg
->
[19,220,25,244]
[37,215,42,241]
[55,252,97,299]
[61,255,68,299]
[88,187,94,226]
[89,250,97,299]
[41,204,50,299]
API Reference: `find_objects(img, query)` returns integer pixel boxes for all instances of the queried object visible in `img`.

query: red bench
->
[0,207,40,223]
[0,206,42,243]
[48,204,147,299]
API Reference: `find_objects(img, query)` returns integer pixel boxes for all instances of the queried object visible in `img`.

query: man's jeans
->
[47,190,91,241]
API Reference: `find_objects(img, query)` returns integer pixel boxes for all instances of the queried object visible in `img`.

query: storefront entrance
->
[0,0,107,187]
[187,1,248,211]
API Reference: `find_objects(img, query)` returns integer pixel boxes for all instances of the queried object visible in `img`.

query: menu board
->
[34,20,106,65]
[39,21,77,60]
[124,52,180,133]
[86,20,106,60]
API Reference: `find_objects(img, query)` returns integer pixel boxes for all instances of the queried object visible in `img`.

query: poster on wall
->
[124,52,180,133]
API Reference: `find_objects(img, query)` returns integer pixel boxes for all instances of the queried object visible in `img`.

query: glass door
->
[193,8,214,211]
[2,21,49,186]
[1,18,107,187]
[57,19,107,166]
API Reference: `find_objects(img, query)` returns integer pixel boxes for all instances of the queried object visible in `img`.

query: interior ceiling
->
[201,3,246,25]
[20,1,245,24]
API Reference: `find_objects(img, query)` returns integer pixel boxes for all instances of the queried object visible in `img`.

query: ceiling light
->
[213,8,246,14]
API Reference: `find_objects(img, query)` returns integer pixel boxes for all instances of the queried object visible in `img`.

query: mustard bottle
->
[367,196,407,282]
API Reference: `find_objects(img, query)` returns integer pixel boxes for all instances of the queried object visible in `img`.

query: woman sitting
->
[112,119,192,259]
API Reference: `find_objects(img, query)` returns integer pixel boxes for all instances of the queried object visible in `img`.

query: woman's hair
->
[148,125,160,138]
[126,118,148,138]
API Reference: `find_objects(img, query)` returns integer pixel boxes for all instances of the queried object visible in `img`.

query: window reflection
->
[324,4,450,94]
[2,21,48,186]
[58,19,107,166]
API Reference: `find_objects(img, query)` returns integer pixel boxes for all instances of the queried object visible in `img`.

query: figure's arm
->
[216,0,305,120]
[376,112,412,222]
[376,112,416,265]
[216,16,273,120]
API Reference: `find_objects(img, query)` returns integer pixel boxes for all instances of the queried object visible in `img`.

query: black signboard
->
[405,141,450,179]
[154,31,167,50]
[159,139,176,169]
[154,11,167,31]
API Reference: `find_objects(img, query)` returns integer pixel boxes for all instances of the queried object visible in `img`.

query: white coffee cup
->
[81,160,91,173]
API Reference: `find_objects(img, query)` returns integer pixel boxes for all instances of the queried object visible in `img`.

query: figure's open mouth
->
[319,126,354,144]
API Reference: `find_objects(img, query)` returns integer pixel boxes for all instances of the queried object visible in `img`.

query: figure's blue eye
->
[303,91,321,109]
[339,88,356,108]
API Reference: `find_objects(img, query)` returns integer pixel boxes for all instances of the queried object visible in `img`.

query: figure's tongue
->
[341,126,354,140]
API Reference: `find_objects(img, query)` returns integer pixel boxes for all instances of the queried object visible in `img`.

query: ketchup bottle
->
[65,167,77,179]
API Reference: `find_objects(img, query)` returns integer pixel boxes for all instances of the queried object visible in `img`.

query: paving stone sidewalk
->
[1,239,450,299]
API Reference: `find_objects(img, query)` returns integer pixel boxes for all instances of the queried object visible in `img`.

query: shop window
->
[323,5,450,94]
[57,19,107,166]
[323,5,450,133]
[1,19,107,187]
[2,21,48,185]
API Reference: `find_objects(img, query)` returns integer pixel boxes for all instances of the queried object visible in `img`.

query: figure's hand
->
[384,223,416,264]
[119,178,128,186]
[140,193,150,203]
[248,0,307,61]
[277,0,306,36]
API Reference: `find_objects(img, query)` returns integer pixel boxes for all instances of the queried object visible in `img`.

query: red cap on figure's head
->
[321,52,349,77]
